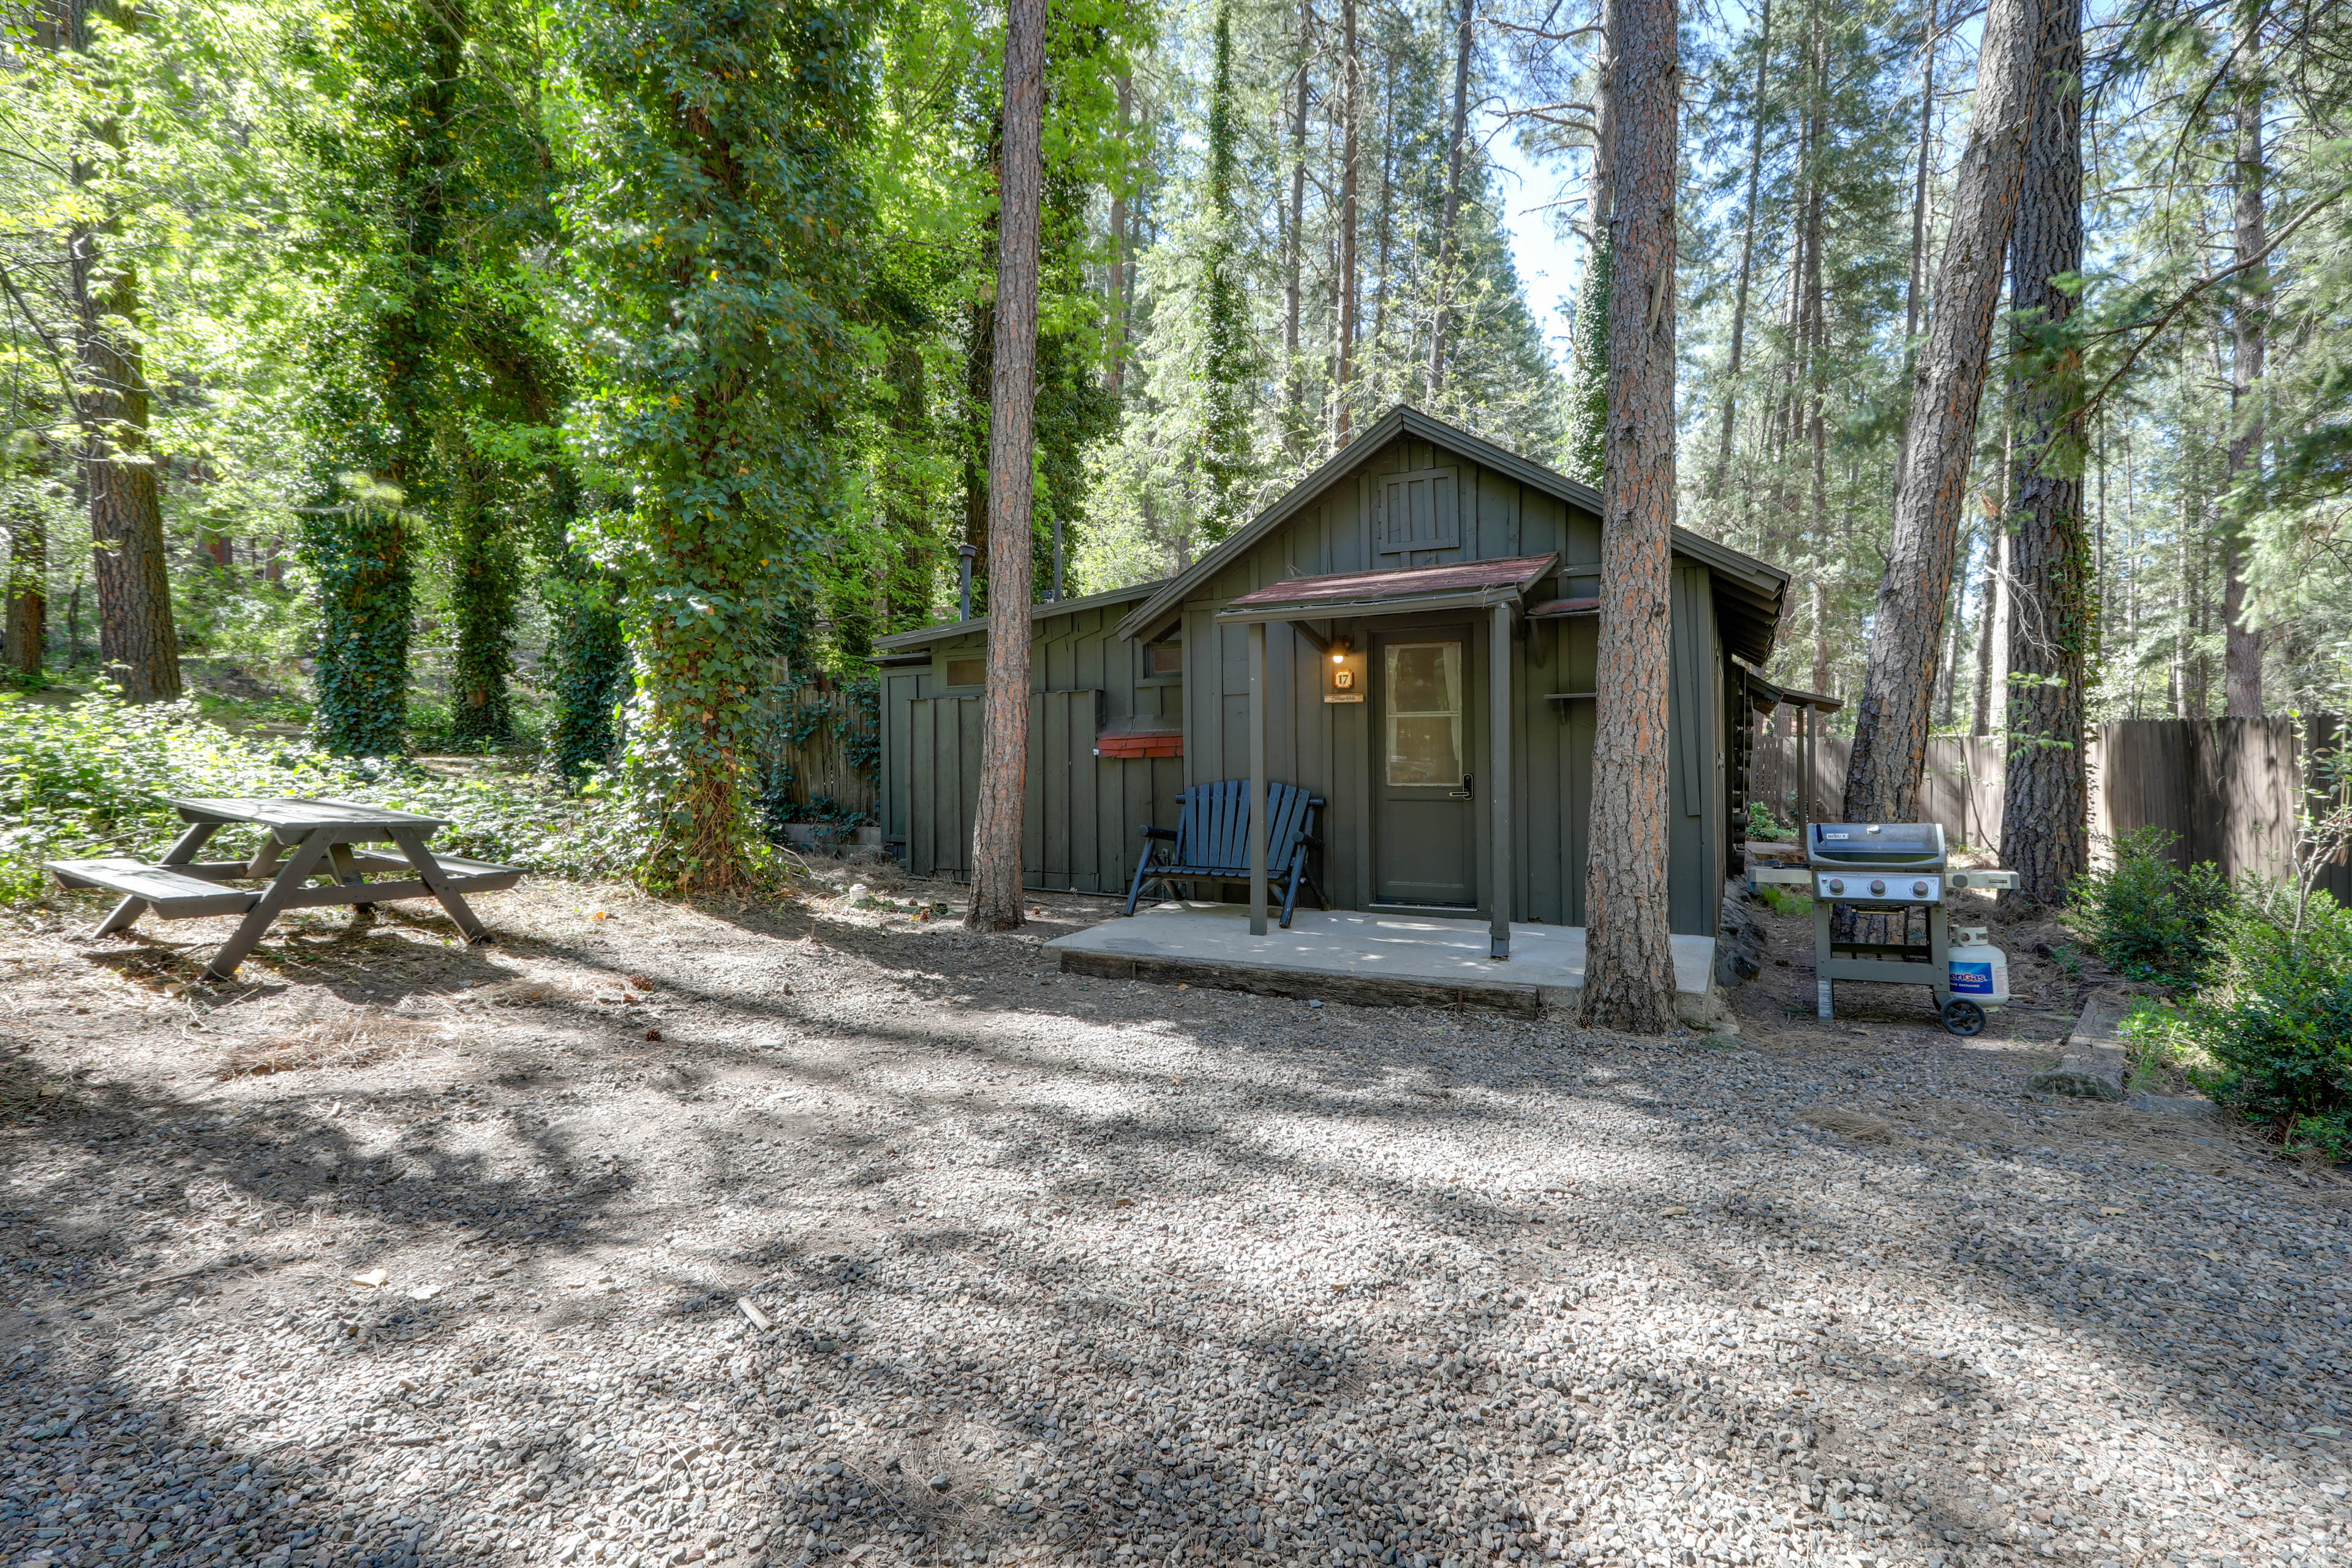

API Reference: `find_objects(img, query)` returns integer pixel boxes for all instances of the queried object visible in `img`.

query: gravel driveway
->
[1,880,2348,1568]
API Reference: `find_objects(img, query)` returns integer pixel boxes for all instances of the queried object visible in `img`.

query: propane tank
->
[1947,927,2010,1006]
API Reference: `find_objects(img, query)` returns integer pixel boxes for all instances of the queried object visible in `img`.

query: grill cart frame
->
[1751,823,2019,1035]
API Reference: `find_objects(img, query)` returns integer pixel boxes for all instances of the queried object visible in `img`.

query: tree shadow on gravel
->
[7,897,2350,1568]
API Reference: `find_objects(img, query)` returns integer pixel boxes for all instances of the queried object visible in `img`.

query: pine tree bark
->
[1284,4,1310,435]
[1803,20,1830,692]
[447,434,518,747]
[1426,0,1474,393]
[1971,504,2001,734]
[1839,0,2040,826]
[1708,0,1771,496]
[1893,0,1938,504]
[2222,53,2266,718]
[966,0,1045,932]
[1578,0,1678,1035]
[62,0,179,704]
[1997,0,2089,913]
[1334,0,1360,443]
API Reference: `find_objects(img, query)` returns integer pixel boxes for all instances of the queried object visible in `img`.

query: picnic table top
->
[163,796,454,831]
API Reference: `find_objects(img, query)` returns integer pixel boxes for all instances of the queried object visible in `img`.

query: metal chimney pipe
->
[957,543,977,622]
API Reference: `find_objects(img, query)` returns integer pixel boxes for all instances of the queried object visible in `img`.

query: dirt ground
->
[3,871,2348,1568]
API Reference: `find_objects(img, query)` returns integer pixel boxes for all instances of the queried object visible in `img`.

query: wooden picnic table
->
[45,796,522,981]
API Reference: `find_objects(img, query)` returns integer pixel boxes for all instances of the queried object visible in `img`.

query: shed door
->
[1372,630,1478,906]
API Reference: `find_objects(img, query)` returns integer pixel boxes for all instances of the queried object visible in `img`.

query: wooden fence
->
[754,683,879,825]
[1751,714,2352,901]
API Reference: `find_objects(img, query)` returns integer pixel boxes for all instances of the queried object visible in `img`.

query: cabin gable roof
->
[1111,405,1789,663]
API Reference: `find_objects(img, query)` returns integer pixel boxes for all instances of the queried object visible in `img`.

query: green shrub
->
[0,688,640,903]
[1745,799,1793,842]
[2069,825,2234,984]
[2129,883,2352,1156]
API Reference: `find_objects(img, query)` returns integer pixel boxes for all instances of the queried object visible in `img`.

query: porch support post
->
[1489,599,1512,960]
[1248,619,1269,937]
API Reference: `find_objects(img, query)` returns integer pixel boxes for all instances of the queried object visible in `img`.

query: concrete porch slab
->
[1047,903,1717,1015]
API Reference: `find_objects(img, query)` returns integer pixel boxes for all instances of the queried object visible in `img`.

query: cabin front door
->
[1371,628,1478,906]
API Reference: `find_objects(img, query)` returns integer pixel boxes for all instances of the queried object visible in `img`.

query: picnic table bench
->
[46,796,522,981]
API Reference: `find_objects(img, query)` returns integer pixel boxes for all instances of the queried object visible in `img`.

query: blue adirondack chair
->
[1123,780,1328,927]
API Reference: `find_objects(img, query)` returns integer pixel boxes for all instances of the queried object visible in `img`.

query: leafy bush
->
[1746,799,1793,842]
[2068,825,2234,984]
[2129,884,2352,1158]
[0,688,641,903]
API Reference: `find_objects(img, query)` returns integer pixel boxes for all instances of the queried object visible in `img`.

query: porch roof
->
[1212,552,1558,625]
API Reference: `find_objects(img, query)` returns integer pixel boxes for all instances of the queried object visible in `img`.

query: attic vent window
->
[944,657,984,688]
[1373,466,1460,554]
[1142,641,1183,679]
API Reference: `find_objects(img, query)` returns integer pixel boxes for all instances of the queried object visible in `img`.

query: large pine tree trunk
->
[1802,21,1830,690]
[1333,0,1360,444]
[61,0,179,705]
[1998,0,2089,912]
[1708,0,1771,496]
[2223,55,2266,718]
[1425,0,1474,393]
[1893,0,1939,503]
[966,0,1045,932]
[1578,0,1678,1035]
[1839,0,2040,826]
[1284,6,1309,435]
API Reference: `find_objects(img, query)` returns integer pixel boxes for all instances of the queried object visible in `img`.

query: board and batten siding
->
[891,596,1182,894]
[1170,432,1725,936]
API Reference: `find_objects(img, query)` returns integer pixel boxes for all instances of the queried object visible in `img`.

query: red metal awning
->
[1220,553,1558,617]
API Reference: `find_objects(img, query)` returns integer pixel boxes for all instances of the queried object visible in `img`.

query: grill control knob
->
[1869,879,1887,896]
[1913,880,1929,896]
[1826,878,1844,895]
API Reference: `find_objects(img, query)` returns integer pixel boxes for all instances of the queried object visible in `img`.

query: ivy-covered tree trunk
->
[447,438,520,747]
[302,497,412,757]
[540,473,626,786]
[562,0,872,895]
[299,0,470,754]
[4,476,43,676]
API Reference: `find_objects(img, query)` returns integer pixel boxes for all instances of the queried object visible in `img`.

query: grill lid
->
[1807,822,1948,869]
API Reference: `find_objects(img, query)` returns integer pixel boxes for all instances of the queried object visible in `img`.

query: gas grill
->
[1752,822,2019,1035]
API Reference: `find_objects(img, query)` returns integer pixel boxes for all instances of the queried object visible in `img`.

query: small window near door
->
[1385,641,1464,786]
[1141,639,1183,681]
[944,656,984,688]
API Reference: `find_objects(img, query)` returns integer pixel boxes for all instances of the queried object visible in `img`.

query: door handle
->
[1448,775,1475,800]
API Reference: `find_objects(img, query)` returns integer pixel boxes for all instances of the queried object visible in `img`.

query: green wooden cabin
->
[869,406,1789,945]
